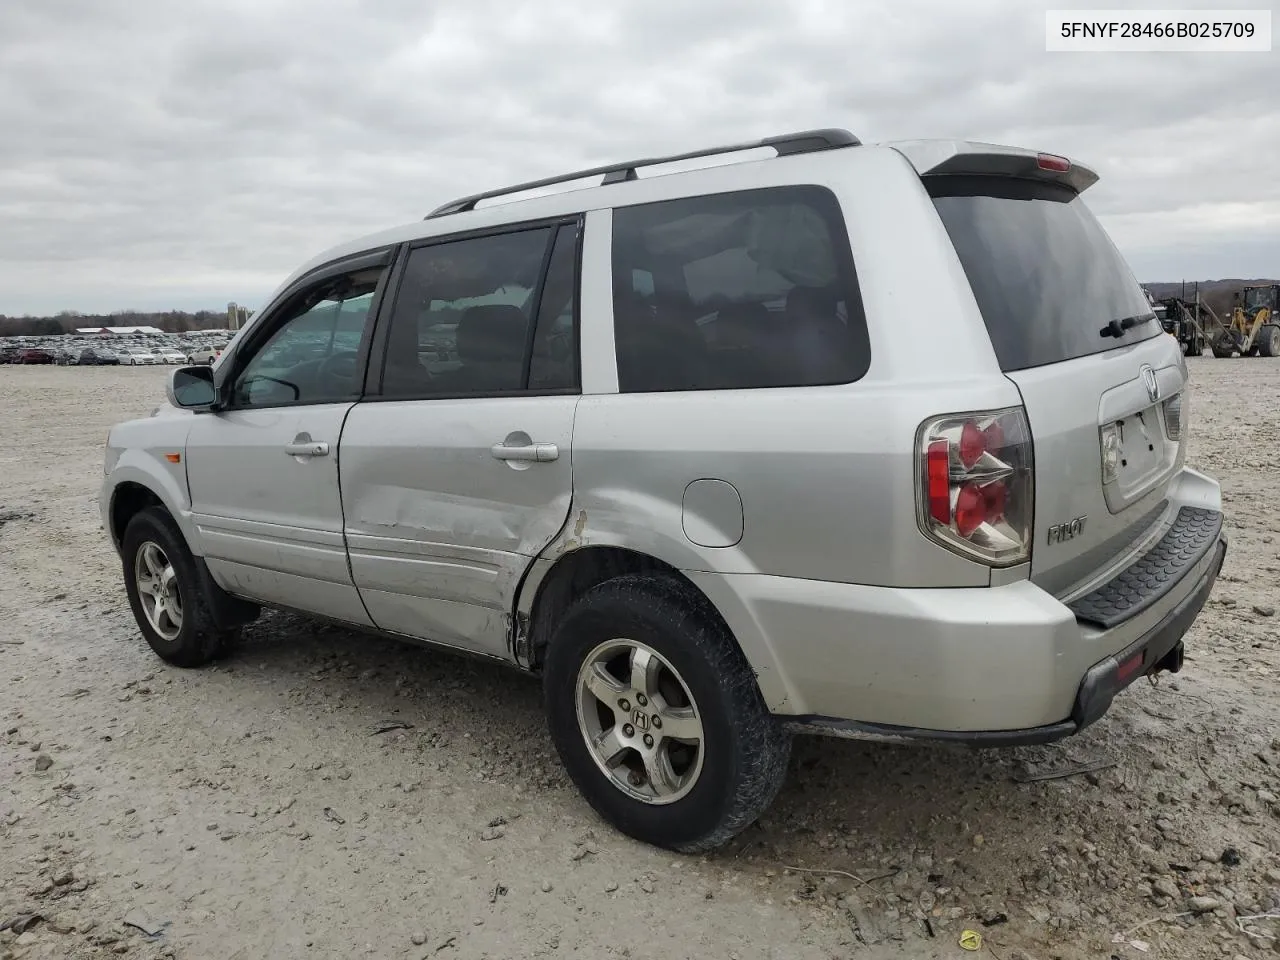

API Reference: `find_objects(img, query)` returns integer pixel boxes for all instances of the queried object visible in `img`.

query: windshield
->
[928,175,1158,371]
[1244,287,1273,310]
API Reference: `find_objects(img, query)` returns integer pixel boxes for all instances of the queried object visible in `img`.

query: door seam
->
[336,400,378,626]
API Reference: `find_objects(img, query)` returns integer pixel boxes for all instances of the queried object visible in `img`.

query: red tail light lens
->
[958,421,985,468]
[926,439,951,524]
[954,483,987,537]
[916,407,1034,566]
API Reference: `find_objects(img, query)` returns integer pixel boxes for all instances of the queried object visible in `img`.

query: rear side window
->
[611,186,869,393]
[928,176,1159,372]
[378,222,579,399]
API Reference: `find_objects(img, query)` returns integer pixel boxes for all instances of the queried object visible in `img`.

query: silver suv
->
[101,128,1226,852]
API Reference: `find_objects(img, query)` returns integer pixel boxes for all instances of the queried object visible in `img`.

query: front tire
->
[542,574,790,853]
[121,507,235,667]
[1258,324,1280,358]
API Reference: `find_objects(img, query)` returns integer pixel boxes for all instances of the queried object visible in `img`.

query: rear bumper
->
[790,534,1224,746]
[689,478,1226,740]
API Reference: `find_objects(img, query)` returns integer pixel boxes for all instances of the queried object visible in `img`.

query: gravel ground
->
[1,360,1279,960]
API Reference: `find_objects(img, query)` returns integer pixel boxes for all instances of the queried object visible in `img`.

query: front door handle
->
[490,442,559,462]
[284,441,330,458]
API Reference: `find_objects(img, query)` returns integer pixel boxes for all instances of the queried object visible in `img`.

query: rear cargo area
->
[928,172,1189,598]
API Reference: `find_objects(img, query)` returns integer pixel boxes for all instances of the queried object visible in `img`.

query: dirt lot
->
[2,360,1279,960]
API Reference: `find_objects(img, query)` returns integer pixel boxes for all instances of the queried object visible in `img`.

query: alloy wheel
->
[134,541,183,640]
[574,639,705,805]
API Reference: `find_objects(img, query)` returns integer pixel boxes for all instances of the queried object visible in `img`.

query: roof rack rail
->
[424,128,860,219]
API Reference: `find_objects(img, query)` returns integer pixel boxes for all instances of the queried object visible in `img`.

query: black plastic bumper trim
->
[1068,507,1223,629]
[1070,535,1225,732]
[788,715,1076,748]
[789,535,1226,749]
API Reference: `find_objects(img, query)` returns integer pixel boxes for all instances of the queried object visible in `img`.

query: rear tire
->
[1258,324,1280,358]
[121,507,236,667]
[542,574,791,853]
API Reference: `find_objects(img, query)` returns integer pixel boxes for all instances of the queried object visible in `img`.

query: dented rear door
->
[338,220,582,659]
[339,395,578,658]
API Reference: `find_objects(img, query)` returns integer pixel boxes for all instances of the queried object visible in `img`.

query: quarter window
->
[611,186,869,393]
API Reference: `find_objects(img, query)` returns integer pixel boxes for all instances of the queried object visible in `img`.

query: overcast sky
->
[0,0,1275,315]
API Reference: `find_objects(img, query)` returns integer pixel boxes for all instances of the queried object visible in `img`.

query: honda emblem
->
[1140,364,1159,403]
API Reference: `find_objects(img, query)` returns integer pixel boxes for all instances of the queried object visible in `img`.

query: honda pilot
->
[100,128,1226,852]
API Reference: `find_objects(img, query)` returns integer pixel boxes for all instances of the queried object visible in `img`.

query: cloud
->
[0,0,1274,313]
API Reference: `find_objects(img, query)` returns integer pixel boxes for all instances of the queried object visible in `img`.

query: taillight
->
[1162,392,1183,442]
[916,407,1034,566]
[1099,424,1121,484]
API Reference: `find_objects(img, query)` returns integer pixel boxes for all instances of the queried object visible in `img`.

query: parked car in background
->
[0,346,19,364]
[120,348,159,366]
[156,349,188,365]
[186,344,222,365]
[18,348,55,364]
[80,348,120,366]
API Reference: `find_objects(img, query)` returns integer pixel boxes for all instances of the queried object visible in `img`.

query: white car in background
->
[156,349,187,364]
[186,344,222,365]
[120,348,159,366]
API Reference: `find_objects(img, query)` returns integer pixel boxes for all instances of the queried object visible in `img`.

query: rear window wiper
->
[1099,314,1150,338]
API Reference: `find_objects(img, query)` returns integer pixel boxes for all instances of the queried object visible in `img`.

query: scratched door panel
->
[185,403,374,626]
[338,396,578,657]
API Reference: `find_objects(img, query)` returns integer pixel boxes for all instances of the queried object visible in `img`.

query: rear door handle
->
[284,441,330,458]
[490,442,559,462]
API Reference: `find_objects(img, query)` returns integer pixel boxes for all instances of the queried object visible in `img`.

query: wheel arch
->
[109,479,261,631]
[109,480,167,548]
[515,544,797,713]
[104,454,199,554]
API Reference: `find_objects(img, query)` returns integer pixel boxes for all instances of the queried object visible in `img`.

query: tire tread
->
[121,506,235,667]
[543,572,790,853]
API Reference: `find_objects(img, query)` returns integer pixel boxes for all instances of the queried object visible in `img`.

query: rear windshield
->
[928,175,1159,372]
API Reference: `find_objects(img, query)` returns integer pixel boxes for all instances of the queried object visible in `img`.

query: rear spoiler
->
[887,139,1099,194]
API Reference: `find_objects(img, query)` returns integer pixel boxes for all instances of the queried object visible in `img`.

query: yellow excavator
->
[1211,283,1280,358]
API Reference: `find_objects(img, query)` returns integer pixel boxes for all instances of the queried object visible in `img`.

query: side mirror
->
[166,366,218,411]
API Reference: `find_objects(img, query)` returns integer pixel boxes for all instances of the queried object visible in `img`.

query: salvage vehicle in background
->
[186,344,222,365]
[120,348,159,366]
[18,348,55,364]
[100,128,1226,854]
[79,348,121,365]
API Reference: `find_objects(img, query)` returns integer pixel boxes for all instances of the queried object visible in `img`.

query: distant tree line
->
[0,310,231,338]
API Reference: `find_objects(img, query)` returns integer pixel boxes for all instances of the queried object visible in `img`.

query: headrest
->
[456,305,528,364]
